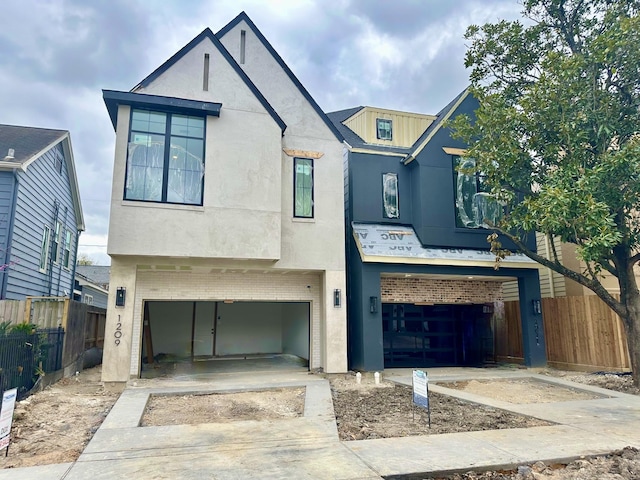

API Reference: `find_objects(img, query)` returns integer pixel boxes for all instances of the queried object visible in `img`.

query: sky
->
[0,0,523,266]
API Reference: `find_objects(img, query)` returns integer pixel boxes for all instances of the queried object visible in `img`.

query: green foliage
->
[453,0,640,296]
[8,322,37,335]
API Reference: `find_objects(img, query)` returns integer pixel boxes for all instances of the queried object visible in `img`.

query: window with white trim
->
[39,226,51,272]
[52,221,61,264]
[63,230,72,269]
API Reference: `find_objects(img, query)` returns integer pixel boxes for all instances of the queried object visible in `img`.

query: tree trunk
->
[623,292,640,386]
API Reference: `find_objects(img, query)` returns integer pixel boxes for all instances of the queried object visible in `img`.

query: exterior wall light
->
[370,296,378,313]
[334,289,341,307]
[115,287,126,307]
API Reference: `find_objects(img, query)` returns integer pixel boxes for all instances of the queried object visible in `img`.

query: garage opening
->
[141,301,310,371]
[382,303,494,368]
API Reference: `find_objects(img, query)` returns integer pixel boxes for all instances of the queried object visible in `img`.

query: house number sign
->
[114,314,122,345]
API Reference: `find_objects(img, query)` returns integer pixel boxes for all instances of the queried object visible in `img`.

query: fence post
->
[55,326,64,371]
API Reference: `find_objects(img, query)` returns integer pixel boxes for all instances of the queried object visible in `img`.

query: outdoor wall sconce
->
[334,289,341,307]
[115,287,126,307]
[370,296,378,314]
[532,299,542,315]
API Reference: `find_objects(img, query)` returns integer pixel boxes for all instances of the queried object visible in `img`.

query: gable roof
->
[128,27,286,133]
[0,124,85,231]
[216,12,344,143]
[76,265,111,287]
[404,88,470,165]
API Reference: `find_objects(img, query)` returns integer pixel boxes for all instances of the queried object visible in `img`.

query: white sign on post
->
[412,370,429,408]
[0,388,18,451]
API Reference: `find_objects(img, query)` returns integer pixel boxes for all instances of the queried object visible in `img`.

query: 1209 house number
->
[114,315,122,345]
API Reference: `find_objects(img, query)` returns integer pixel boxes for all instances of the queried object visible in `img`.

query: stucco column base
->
[103,381,127,393]
[322,270,348,373]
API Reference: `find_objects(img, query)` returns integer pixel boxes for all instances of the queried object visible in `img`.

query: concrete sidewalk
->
[1,368,640,479]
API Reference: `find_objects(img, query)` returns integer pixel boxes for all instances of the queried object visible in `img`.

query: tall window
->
[39,226,51,272]
[376,118,392,141]
[63,230,72,269]
[382,173,399,218]
[294,158,313,218]
[453,156,500,228]
[52,221,62,264]
[125,109,205,205]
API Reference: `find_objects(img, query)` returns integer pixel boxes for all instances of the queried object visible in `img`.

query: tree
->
[76,254,95,266]
[452,0,640,384]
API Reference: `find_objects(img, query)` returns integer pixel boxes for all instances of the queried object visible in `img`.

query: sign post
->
[412,370,430,428]
[0,388,18,457]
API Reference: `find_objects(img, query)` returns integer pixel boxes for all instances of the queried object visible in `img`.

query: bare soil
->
[1,367,639,480]
[141,388,305,426]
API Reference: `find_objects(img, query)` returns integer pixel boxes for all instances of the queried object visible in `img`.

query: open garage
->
[141,300,310,366]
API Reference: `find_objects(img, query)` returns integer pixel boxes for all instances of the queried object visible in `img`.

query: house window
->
[84,294,93,305]
[63,230,72,269]
[376,118,392,141]
[39,226,51,272]
[382,173,399,218]
[54,150,63,174]
[52,221,62,264]
[453,156,500,229]
[125,109,205,205]
[294,158,313,218]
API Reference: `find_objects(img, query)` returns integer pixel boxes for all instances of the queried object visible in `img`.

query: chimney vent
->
[4,148,15,160]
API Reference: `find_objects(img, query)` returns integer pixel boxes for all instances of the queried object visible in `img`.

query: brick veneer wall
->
[381,277,503,304]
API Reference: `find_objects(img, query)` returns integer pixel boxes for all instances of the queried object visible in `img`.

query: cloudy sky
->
[0,0,522,265]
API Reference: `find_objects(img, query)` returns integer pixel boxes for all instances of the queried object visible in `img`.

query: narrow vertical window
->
[52,221,62,264]
[240,30,246,64]
[39,226,51,272]
[376,118,392,140]
[203,53,210,91]
[382,173,399,218]
[294,158,313,218]
[63,230,72,269]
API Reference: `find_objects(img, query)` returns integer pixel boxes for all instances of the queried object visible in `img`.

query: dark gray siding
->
[5,143,78,299]
[0,171,17,296]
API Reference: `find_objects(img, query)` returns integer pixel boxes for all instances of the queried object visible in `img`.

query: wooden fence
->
[0,297,106,373]
[499,296,631,371]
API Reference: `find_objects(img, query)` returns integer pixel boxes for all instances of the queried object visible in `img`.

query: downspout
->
[1,171,20,299]
[69,229,81,299]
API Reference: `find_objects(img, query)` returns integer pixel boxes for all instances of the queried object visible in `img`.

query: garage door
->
[141,301,310,364]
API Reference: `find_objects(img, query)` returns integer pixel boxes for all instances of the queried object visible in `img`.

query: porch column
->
[518,270,547,367]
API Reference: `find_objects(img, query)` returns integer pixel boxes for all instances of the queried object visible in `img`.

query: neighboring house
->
[101,12,347,384]
[0,125,84,300]
[74,265,110,309]
[328,90,547,372]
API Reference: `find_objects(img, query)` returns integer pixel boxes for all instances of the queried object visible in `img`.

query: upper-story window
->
[376,118,392,141]
[453,156,501,229]
[294,158,314,218]
[382,173,399,218]
[125,109,205,205]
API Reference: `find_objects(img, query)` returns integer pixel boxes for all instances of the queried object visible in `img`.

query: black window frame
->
[452,155,491,229]
[382,172,400,219]
[293,157,314,218]
[124,108,206,206]
[376,118,392,141]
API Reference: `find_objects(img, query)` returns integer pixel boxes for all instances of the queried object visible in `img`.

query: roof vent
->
[4,148,15,160]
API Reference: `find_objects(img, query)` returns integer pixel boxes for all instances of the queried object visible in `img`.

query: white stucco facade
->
[101,17,347,385]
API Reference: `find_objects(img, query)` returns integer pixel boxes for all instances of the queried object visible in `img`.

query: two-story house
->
[101,12,347,384]
[329,90,547,372]
[0,125,84,300]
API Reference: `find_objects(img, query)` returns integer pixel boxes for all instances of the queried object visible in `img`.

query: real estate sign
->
[412,370,429,408]
[0,388,18,450]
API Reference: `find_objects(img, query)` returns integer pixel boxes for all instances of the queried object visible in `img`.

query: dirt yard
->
[1,366,639,479]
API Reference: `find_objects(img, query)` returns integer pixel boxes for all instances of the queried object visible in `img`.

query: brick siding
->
[381,277,503,304]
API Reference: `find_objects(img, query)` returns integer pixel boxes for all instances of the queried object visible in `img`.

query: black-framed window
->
[382,172,399,218]
[453,156,500,228]
[125,109,205,205]
[376,118,392,140]
[294,158,313,218]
